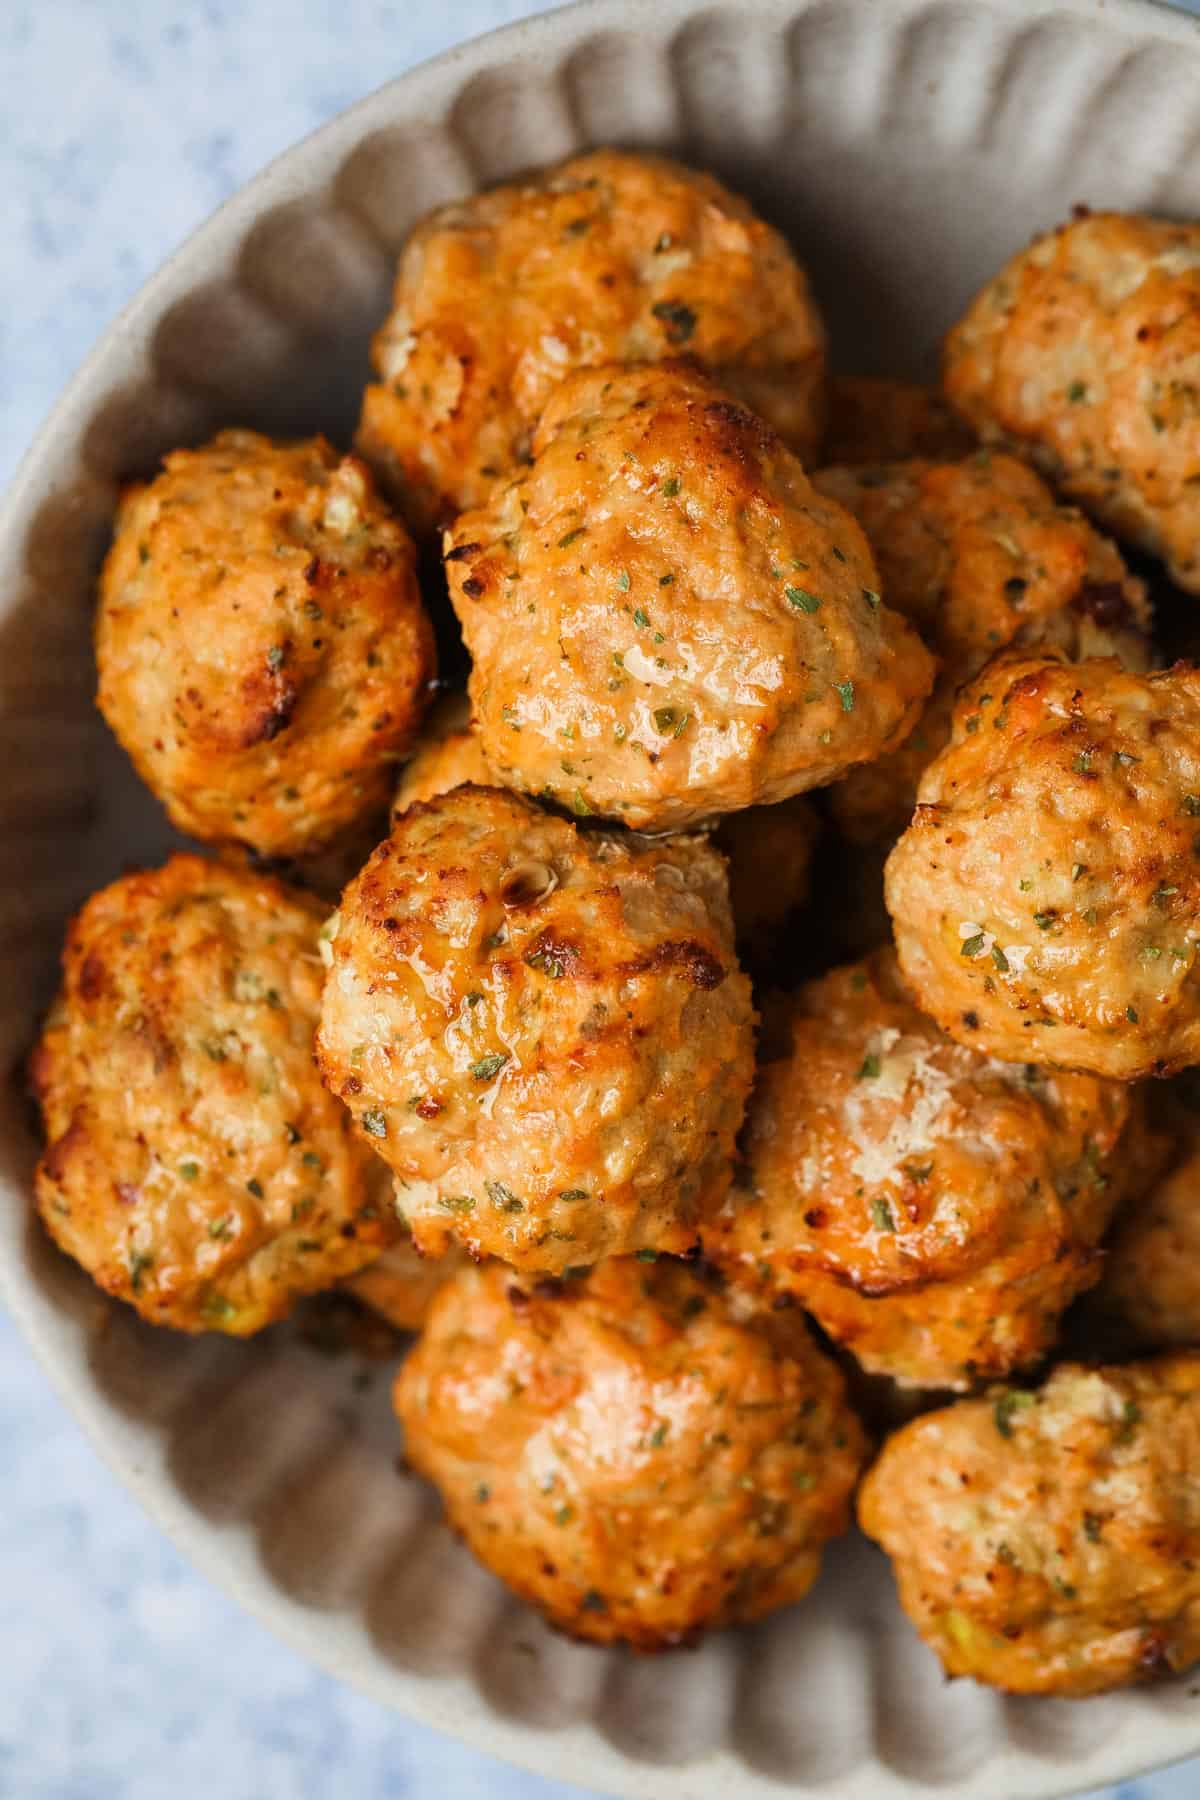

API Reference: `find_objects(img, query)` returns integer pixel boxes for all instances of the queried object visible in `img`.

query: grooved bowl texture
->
[6,2,1200,1794]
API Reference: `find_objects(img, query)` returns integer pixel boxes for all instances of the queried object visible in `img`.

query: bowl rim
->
[6,1,1200,1795]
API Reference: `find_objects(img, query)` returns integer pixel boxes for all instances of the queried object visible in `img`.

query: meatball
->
[823,375,975,465]
[316,785,755,1273]
[859,1355,1200,1695]
[885,652,1200,1078]
[342,1236,464,1333]
[96,430,435,858]
[357,148,827,533]
[394,1258,866,1647]
[391,692,491,819]
[814,453,1152,842]
[944,211,1200,593]
[30,854,394,1334]
[446,362,935,832]
[703,950,1133,1389]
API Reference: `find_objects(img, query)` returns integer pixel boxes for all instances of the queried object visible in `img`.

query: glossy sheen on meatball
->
[316,786,755,1272]
[703,950,1131,1389]
[814,453,1152,842]
[96,430,435,858]
[859,1356,1200,1695]
[446,362,935,832]
[823,376,975,465]
[886,653,1200,1078]
[30,854,394,1334]
[342,1236,465,1333]
[391,692,490,819]
[944,212,1200,593]
[395,1258,866,1647]
[357,148,828,533]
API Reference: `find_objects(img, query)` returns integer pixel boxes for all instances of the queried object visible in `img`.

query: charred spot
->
[962,1011,979,1030]
[415,1096,442,1121]
[804,1207,828,1230]
[342,1076,363,1097]
[460,576,485,598]
[1138,1630,1173,1675]
[771,1290,797,1311]
[78,954,106,1002]
[445,542,482,563]
[506,1283,531,1310]
[645,938,727,990]
[524,926,583,977]
[1072,581,1136,634]
[533,1276,564,1300]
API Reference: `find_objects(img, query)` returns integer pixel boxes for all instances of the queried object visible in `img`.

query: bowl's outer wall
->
[6,2,1200,1796]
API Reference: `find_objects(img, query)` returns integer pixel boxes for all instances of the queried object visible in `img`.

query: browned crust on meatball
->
[885,652,1200,1078]
[356,148,828,533]
[395,1257,866,1647]
[317,785,755,1272]
[859,1354,1200,1695]
[32,853,395,1334]
[446,360,934,833]
[704,948,1132,1389]
[944,210,1200,592]
[96,429,435,858]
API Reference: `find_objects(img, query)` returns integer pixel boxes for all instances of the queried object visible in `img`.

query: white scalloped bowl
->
[6,1,1200,1794]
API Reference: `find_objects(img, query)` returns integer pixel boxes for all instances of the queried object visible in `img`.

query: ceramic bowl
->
[6,1,1200,1794]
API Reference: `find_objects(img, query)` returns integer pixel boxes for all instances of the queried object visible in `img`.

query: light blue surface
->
[4,3,1200,1797]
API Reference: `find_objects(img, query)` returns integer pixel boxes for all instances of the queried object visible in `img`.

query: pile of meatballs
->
[33,150,1200,1694]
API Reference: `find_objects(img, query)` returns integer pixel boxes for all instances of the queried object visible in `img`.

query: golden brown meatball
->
[823,375,975,465]
[944,211,1200,593]
[96,430,435,858]
[814,453,1153,842]
[395,1258,865,1647]
[446,362,935,832]
[886,652,1200,1079]
[316,785,754,1273]
[859,1355,1200,1695]
[341,1235,464,1333]
[703,949,1132,1389]
[30,854,394,1334]
[357,148,827,533]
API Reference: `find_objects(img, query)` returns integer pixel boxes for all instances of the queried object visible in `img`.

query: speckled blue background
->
[5,4,1200,1797]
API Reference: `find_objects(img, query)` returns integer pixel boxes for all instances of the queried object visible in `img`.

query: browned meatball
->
[944,211,1200,592]
[395,1258,866,1647]
[96,430,435,858]
[814,453,1152,842]
[446,362,934,832]
[357,148,827,533]
[342,1236,465,1333]
[886,652,1200,1079]
[704,950,1134,1389]
[859,1355,1200,1695]
[316,786,754,1273]
[30,854,394,1334]
[823,375,975,465]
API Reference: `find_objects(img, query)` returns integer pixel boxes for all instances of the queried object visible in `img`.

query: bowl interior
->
[6,2,1200,1796]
